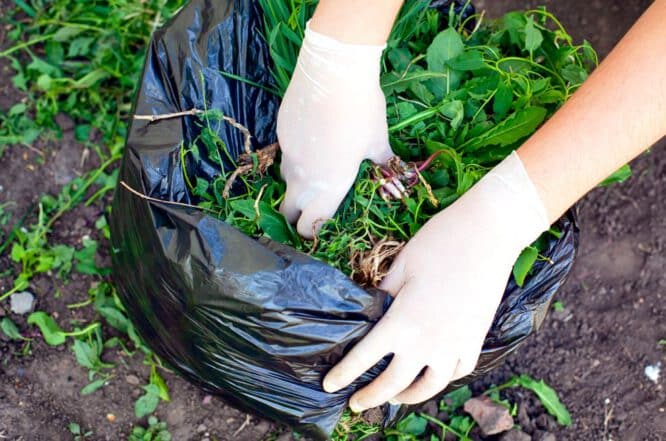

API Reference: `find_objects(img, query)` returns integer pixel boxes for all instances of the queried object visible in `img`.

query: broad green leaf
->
[1,317,24,340]
[464,107,547,151]
[72,339,97,370]
[27,311,66,346]
[599,164,632,186]
[426,28,464,95]
[427,28,464,71]
[257,202,291,243]
[230,199,257,220]
[97,306,129,333]
[447,50,485,71]
[387,47,412,71]
[135,385,161,418]
[81,378,107,395]
[524,18,543,53]
[514,375,572,426]
[513,246,538,287]
[440,385,472,412]
[395,413,427,435]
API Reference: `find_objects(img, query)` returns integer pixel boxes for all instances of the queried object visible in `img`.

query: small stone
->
[10,291,35,315]
[106,413,116,423]
[533,430,556,441]
[196,424,207,433]
[534,414,557,432]
[644,362,661,384]
[202,395,213,405]
[499,429,531,441]
[463,395,514,435]
[131,389,142,399]
[125,375,141,386]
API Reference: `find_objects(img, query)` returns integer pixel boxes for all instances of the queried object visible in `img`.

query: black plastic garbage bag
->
[110,0,579,438]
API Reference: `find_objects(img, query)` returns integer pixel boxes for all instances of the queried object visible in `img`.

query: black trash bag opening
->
[110,0,579,439]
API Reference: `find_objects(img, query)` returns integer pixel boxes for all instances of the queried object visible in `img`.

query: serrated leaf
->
[513,246,538,287]
[464,107,547,151]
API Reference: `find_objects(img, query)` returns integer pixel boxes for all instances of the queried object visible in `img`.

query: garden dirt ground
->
[0,0,664,440]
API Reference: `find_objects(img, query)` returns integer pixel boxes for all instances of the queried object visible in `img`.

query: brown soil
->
[1,1,664,440]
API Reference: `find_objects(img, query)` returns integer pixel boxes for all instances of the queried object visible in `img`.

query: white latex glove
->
[277,22,394,238]
[322,152,550,410]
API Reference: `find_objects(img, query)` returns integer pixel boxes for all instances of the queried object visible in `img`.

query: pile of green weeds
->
[186,1,619,287]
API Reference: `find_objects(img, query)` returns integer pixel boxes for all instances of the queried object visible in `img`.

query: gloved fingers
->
[378,253,406,297]
[393,363,457,405]
[322,320,395,393]
[279,184,302,224]
[296,187,348,239]
[348,356,423,413]
[450,352,480,381]
[367,136,394,165]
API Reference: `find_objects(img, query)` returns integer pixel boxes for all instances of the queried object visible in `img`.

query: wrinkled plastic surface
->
[110,0,579,439]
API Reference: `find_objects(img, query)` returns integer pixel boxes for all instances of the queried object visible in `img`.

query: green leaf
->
[524,18,543,53]
[440,385,472,412]
[439,100,464,130]
[68,422,81,435]
[135,385,161,418]
[1,317,24,340]
[27,311,66,346]
[150,365,171,402]
[53,26,84,42]
[72,339,97,370]
[395,413,427,435]
[447,50,485,71]
[464,107,547,151]
[81,378,107,395]
[426,28,464,95]
[513,246,538,287]
[257,202,291,243]
[97,306,129,333]
[230,199,257,220]
[493,81,513,121]
[514,375,572,426]
[599,164,631,186]
[427,28,464,71]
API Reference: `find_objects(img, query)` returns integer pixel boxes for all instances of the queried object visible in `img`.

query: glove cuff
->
[303,21,386,56]
[472,151,550,250]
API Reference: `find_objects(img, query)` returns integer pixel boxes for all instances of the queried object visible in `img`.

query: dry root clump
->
[350,237,405,287]
[222,142,279,198]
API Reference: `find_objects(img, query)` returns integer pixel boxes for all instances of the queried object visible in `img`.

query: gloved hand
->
[277,22,393,238]
[322,152,551,410]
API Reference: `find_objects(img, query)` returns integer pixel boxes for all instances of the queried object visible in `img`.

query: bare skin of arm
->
[310,0,404,45]
[519,0,666,222]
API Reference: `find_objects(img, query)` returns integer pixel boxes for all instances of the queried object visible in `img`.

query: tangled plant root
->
[350,237,405,287]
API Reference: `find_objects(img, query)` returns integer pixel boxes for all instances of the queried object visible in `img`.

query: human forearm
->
[310,0,404,44]
[519,0,666,223]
